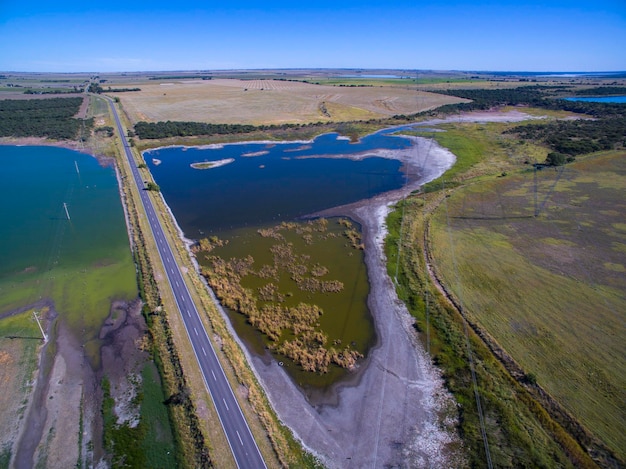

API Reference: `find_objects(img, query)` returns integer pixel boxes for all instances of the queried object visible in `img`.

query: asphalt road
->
[107,98,267,469]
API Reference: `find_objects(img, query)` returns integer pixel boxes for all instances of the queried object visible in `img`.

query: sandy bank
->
[0,136,117,168]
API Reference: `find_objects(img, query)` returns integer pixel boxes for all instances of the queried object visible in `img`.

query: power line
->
[442,178,494,469]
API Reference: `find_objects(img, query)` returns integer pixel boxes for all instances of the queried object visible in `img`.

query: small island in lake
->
[190,158,235,169]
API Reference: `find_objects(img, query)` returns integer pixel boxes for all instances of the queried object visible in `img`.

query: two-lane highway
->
[107,97,266,469]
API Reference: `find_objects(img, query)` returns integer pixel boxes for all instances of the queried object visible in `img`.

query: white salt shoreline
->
[190,158,235,169]
[248,135,462,468]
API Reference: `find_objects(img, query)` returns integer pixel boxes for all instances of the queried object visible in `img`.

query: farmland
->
[114,78,466,125]
[2,68,625,467]
[428,150,626,460]
[388,111,626,466]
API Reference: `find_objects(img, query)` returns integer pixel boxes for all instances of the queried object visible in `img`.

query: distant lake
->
[144,129,419,237]
[563,96,626,103]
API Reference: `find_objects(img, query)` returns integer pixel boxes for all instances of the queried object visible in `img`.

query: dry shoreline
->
[0,136,117,168]
[6,297,146,468]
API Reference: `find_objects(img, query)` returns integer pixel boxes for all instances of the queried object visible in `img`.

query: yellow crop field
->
[114,78,465,125]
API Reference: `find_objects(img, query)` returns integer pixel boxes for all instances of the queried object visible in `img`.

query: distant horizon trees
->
[88,83,141,94]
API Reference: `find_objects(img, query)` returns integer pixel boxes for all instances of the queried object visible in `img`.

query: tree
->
[545,152,567,166]
[88,83,103,94]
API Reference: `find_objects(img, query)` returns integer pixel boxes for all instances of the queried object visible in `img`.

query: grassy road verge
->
[110,98,319,467]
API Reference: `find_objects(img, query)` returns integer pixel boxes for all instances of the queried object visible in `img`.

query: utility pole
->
[33,311,47,343]
[534,165,539,217]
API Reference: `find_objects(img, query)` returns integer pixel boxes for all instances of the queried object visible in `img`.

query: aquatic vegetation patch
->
[196,218,371,373]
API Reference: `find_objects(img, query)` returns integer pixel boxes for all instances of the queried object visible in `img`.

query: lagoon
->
[144,128,421,237]
[144,127,427,385]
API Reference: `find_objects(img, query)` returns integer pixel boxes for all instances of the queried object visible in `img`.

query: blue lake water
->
[563,96,626,103]
[0,146,130,279]
[145,128,418,236]
[0,145,136,342]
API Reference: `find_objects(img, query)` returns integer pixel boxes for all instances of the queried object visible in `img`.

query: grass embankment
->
[113,100,321,467]
[386,118,623,467]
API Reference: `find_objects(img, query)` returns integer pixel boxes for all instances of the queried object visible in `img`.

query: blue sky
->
[1,0,624,72]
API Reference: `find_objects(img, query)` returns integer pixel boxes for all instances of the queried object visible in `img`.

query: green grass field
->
[385,110,626,466]
[428,151,626,460]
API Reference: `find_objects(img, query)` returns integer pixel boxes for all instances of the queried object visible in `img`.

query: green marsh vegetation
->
[101,364,176,468]
[196,218,373,387]
[386,105,625,466]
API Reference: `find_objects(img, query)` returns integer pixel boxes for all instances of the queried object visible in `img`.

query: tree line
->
[437,86,625,117]
[573,86,626,96]
[135,120,260,138]
[0,97,93,140]
[505,116,626,157]
[88,83,141,93]
[436,87,625,159]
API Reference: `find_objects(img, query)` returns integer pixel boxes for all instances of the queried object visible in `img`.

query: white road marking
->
[236,430,244,446]
[211,370,217,381]
[202,347,207,356]
[194,327,198,336]
[223,398,229,411]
